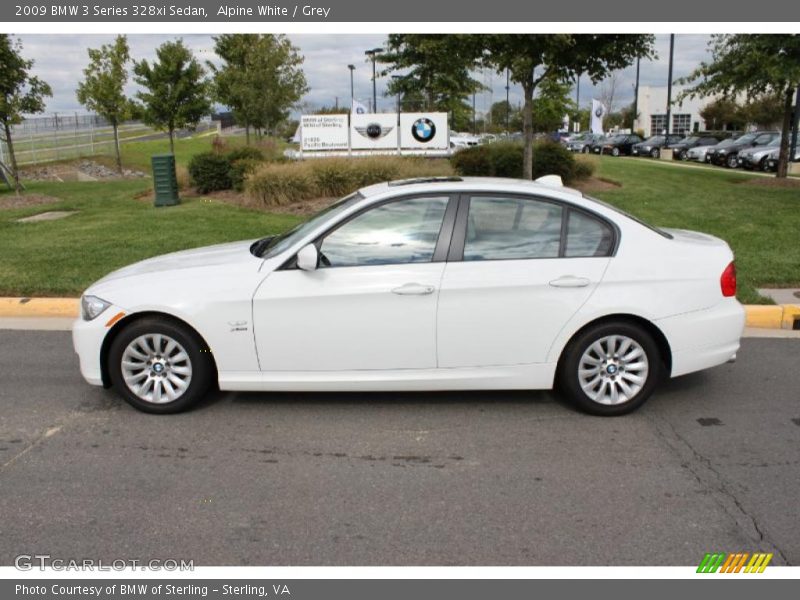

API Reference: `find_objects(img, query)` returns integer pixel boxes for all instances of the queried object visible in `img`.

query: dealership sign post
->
[297,112,449,157]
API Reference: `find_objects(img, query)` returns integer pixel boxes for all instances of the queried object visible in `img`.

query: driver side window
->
[319,196,449,268]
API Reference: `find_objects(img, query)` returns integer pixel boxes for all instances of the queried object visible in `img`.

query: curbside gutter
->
[0,297,798,330]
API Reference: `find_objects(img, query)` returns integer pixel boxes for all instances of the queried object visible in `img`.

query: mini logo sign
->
[355,123,394,140]
[411,118,436,143]
[697,552,773,573]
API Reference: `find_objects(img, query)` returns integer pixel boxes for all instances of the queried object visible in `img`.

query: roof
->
[359,176,583,199]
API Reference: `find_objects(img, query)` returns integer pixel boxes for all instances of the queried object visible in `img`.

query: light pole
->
[666,34,675,136]
[348,64,355,108]
[632,57,640,133]
[391,75,402,123]
[365,47,383,113]
[505,68,510,132]
[472,92,477,134]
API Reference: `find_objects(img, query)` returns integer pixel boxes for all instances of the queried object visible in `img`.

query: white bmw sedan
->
[73,176,744,416]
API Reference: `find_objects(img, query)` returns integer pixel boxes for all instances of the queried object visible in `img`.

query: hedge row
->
[187,146,266,193]
[245,157,454,207]
[450,141,594,183]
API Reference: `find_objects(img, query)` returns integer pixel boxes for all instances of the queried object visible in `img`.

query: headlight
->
[81,295,111,321]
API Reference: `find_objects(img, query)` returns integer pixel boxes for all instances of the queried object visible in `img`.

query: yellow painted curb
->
[0,298,79,318]
[782,304,800,330]
[745,305,784,329]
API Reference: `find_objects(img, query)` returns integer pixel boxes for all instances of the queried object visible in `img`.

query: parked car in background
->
[73,176,744,416]
[592,133,643,156]
[765,146,800,172]
[671,135,723,161]
[701,138,737,163]
[709,131,780,168]
[450,132,482,150]
[737,136,781,170]
[567,133,605,153]
[631,134,684,158]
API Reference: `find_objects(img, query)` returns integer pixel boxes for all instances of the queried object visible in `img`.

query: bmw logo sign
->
[365,123,383,139]
[412,118,436,143]
[595,107,604,118]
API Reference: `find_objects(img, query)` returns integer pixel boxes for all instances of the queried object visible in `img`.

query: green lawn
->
[0,180,301,296]
[589,157,800,304]
[0,153,798,302]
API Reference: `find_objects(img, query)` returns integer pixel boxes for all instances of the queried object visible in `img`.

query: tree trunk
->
[3,121,22,196]
[776,86,794,179]
[245,124,250,145]
[112,121,122,174]
[168,128,175,155]
[522,79,535,180]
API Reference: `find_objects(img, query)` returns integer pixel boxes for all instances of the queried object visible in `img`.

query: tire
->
[760,157,770,172]
[680,151,689,161]
[557,321,663,416]
[108,317,214,414]
[650,148,660,159]
[582,146,590,154]
[727,154,739,169]
[611,147,620,157]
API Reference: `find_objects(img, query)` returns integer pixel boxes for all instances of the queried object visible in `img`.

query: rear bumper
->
[656,299,745,378]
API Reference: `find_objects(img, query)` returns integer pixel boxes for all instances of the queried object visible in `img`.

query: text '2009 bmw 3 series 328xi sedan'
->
[73,176,744,416]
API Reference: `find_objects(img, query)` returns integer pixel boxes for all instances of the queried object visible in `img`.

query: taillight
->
[720,261,736,297]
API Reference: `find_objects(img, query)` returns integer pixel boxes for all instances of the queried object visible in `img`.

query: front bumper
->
[72,306,125,386]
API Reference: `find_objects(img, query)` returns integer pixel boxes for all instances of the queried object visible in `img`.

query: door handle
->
[549,276,591,288]
[391,283,436,296]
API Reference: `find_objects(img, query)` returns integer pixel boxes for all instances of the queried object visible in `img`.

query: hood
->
[94,240,256,285]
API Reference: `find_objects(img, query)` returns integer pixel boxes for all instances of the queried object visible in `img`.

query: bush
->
[451,140,592,184]
[246,162,317,207]
[310,159,358,196]
[188,152,232,193]
[227,145,265,163]
[229,158,263,192]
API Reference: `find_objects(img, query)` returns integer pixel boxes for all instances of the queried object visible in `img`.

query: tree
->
[478,34,655,178]
[742,91,785,129]
[76,35,132,173]
[598,71,621,116]
[379,35,485,118]
[210,34,307,144]
[678,34,800,178]
[0,34,52,194]
[530,75,575,132]
[699,97,746,131]
[490,100,523,132]
[133,39,211,154]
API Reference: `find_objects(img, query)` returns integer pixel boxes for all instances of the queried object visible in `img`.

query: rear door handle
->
[391,283,436,296]
[549,276,591,288]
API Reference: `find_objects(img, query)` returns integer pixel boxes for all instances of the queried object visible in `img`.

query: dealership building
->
[634,85,723,137]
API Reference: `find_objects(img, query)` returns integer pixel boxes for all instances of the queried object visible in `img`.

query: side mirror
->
[296,244,319,271]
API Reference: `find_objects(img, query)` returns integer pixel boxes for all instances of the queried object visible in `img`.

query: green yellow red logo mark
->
[697,552,772,573]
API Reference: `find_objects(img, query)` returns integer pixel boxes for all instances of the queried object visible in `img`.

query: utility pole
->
[791,85,800,162]
[575,73,581,132]
[348,64,355,108]
[505,68,510,132]
[472,92,477,134]
[365,48,383,113]
[665,34,675,136]
[335,96,339,111]
[632,57,640,134]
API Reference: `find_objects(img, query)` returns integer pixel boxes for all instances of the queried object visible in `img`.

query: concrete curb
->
[1,297,799,330]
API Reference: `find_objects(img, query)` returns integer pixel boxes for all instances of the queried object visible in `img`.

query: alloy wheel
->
[121,334,193,404]
[577,335,649,406]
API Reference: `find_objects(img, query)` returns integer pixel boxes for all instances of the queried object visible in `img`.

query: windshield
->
[608,135,628,143]
[754,133,778,145]
[733,133,758,145]
[715,138,736,148]
[253,192,364,259]
[644,136,665,144]
[682,137,700,144]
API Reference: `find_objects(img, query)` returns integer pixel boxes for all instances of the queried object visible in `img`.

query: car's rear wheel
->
[760,157,770,172]
[611,147,620,157]
[108,317,213,414]
[557,322,663,416]
[650,148,660,158]
[582,146,590,154]
[727,154,739,168]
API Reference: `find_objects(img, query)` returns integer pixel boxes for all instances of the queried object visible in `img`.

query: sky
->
[17,34,712,118]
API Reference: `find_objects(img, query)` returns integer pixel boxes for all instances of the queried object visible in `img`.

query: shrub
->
[188,152,232,193]
[573,158,596,181]
[246,162,316,207]
[451,140,592,184]
[310,159,358,196]
[227,145,265,163]
[230,158,263,192]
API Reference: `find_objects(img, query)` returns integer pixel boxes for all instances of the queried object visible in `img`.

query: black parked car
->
[591,133,643,156]
[631,134,685,158]
[709,131,780,168]
[670,135,723,161]
[566,133,606,153]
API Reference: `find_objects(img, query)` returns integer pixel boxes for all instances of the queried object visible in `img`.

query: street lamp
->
[391,75,403,122]
[347,64,355,108]
[364,47,383,113]
[505,68,510,132]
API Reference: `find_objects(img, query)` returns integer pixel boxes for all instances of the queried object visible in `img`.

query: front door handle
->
[549,276,591,288]
[391,283,436,296]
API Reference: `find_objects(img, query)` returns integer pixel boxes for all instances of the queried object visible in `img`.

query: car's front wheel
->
[611,147,620,157]
[650,148,660,158]
[108,317,214,414]
[557,322,663,416]
[727,154,739,168]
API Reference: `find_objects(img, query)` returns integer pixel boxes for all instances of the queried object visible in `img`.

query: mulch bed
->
[738,177,800,189]
[571,177,622,194]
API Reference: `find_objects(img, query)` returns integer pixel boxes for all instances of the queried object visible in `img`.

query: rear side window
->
[565,210,614,257]
[463,196,563,261]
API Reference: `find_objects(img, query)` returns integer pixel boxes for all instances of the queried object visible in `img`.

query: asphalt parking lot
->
[0,330,798,566]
